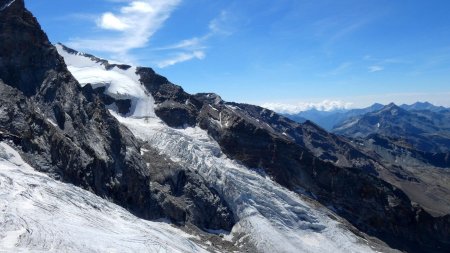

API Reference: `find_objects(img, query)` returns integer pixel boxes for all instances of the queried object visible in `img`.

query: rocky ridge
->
[0,0,233,233]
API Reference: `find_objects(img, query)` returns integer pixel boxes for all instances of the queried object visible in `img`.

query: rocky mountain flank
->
[0,0,234,232]
[1,1,450,252]
[71,45,450,252]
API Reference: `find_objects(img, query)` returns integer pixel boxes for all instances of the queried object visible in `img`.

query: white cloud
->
[157,51,206,68]
[156,36,207,51]
[261,100,354,114]
[67,0,181,60]
[98,12,129,31]
[208,10,232,35]
[368,65,384,72]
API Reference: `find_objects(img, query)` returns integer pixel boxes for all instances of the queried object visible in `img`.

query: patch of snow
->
[46,118,58,128]
[226,105,240,111]
[0,142,209,253]
[208,104,219,112]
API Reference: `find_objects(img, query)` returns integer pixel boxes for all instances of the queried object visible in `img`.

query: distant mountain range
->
[284,101,450,153]
[333,103,450,153]
[284,102,449,131]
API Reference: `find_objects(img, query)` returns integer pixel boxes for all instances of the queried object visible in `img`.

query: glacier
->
[0,142,209,253]
[55,44,394,253]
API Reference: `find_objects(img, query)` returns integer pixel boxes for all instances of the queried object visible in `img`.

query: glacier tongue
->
[0,142,209,253]
[112,114,380,253]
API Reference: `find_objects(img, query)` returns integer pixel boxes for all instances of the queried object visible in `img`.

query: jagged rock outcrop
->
[0,0,233,231]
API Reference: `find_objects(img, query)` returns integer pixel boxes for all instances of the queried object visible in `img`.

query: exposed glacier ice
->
[0,142,209,253]
[112,113,380,253]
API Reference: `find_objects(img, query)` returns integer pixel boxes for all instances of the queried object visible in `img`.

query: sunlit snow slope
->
[57,45,393,253]
[0,142,209,253]
[57,45,155,118]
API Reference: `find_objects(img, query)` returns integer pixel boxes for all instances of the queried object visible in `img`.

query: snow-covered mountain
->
[1,1,450,252]
[54,44,389,253]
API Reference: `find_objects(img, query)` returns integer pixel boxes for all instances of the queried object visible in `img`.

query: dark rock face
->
[365,133,450,169]
[136,67,202,128]
[0,0,233,232]
[141,145,234,230]
[83,85,132,115]
[0,0,64,97]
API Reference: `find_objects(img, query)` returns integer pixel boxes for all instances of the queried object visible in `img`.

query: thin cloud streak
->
[67,0,181,61]
[368,65,384,72]
[157,51,206,68]
[155,10,232,68]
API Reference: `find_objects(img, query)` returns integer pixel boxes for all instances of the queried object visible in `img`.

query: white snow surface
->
[59,46,384,253]
[56,44,155,118]
[0,142,209,253]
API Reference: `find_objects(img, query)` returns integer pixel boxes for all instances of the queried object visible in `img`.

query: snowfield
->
[56,44,155,118]
[0,142,209,253]
[56,45,393,253]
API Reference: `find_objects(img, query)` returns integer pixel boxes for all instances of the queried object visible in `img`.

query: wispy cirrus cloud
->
[157,51,206,68]
[368,65,384,72]
[67,0,181,62]
[329,62,352,75]
[155,10,232,68]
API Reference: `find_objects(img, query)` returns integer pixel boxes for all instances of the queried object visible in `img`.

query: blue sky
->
[25,0,450,111]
